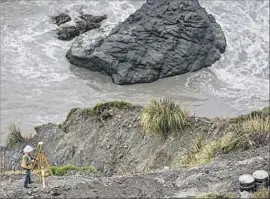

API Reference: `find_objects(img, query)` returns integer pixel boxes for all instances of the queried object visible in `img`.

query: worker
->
[21,145,35,188]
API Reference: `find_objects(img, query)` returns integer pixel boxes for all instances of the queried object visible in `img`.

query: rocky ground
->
[0,104,212,176]
[1,103,269,198]
[0,146,268,198]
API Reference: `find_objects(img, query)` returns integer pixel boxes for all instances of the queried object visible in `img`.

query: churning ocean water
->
[0,0,269,144]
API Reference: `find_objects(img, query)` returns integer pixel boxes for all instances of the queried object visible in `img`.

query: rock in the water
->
[78,14,107,24]
[75,14,107,33]
[57,26,80,41]
[75,20,101,34]
[55,14,107,40]
[66,0,226,85]
[51,13,71,26]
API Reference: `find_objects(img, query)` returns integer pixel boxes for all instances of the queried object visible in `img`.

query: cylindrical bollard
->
[239,174,255,192]
[252,170,269,190]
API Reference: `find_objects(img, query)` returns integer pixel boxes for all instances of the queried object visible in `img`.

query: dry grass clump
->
[141,97,189,138]
[180,132,250,167]
[89,101,135,116]
[230,107,269,123]
[196,192,238,199]
[172,107,269,168]
[6,124,25,148]
[241,115,269,134]
[252,188,269,199]
[51,164,98,176]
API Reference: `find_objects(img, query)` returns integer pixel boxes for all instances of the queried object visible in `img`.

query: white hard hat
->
[23,145,34,153]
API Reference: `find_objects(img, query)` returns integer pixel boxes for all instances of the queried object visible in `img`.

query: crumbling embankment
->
[0,101,269,198]
[0,146,268,198]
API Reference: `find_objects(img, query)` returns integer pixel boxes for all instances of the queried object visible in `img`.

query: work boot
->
[29,181,34,184]
[24,184,30,189]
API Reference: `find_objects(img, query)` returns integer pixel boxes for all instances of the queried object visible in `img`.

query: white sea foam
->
[185,0,269,111]
[1,0,269,144]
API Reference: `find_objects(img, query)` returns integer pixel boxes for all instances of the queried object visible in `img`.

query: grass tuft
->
[252,188,269,199]
[141,97,189,138]
[241,115,269,134]
[196,192,238,199]
[230,107,269,124]
[6,124,25,148]
[88,101,135,116]
[180,132,250,167]
[51,164,98,176]
[261,106,270,115]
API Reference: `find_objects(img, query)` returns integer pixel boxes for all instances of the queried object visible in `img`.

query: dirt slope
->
[1,104,214,175]
[1,146,268,198]
[1,103,269,198]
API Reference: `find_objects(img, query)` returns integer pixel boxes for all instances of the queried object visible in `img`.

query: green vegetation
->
[60,101,136,130]
[6,124,25,148]
[141,97,189,138]
[173,106,270,168]
[65,107,80,122]
[63,101,135,120]
[230,106,269,123]
[179,132,250,167]
[241,115,269,134]
[88,101,136,116]
[171,133,205,168]
[196,192,238,199]
[59,107,80,129]
[261,106,270,115]
[51,164,98,176]
[252,188,269,199]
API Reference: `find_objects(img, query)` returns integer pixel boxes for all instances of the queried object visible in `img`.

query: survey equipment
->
[31,142,53,187]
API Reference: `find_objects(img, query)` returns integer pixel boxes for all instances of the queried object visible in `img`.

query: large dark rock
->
[66,0,226,85]
[51,13,72,26]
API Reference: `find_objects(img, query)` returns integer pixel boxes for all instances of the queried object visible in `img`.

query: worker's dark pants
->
[24,169,31,186]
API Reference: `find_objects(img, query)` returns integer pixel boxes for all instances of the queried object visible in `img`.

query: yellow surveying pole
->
[31,142,53,187]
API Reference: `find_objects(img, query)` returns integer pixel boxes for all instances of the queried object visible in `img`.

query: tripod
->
[31,142,53,187]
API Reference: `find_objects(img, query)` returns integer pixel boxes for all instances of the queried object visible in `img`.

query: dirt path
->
[1,146,268,198]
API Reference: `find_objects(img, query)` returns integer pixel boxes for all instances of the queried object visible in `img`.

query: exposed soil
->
[1,104,269,198]
[1,146,268,198]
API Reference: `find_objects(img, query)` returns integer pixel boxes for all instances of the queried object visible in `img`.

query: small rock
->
[204,170,209,174]
[56,26,80,40]
[51,188,61,196]
[240,191,252,199]
[51,13,71,26]
[8,177,13,184]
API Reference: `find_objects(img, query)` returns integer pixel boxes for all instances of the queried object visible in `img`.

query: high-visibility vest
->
[21,155,32,169]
